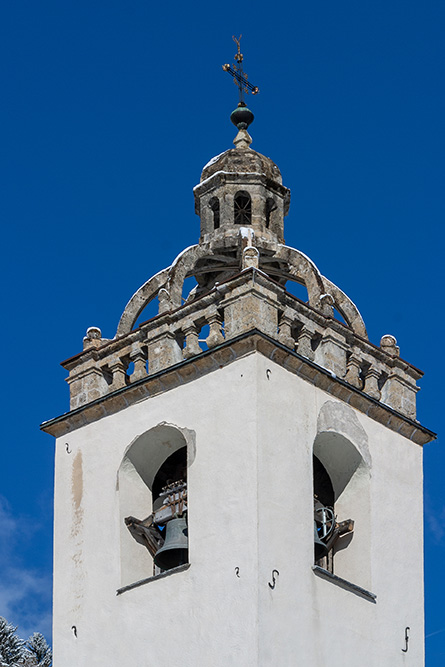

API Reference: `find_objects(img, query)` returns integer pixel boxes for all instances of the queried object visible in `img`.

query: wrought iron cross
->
[222,35,259,104]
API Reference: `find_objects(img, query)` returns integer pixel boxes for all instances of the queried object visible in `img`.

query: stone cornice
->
[41,329,436,446]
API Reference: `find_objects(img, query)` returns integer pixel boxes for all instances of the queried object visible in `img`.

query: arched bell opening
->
[152,447,187,508]
[313,423,371,588]
[234,191,252,225]
[313,455,336,568]
[151,447,188,572]
[118,425,194,587]
[313,455,335,507]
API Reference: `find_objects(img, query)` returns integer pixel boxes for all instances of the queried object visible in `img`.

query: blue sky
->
[0,0,443,660]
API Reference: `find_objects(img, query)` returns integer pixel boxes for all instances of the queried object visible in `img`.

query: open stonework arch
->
[116,233,368,341]
[116,244,212,336]
[321,277,368,339]
[116,267,171,337]
[165,243,212,308]
[272,246,367,337]
[272,245,326,309]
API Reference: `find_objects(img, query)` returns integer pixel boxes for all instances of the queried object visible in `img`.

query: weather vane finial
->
[222,35,259,106]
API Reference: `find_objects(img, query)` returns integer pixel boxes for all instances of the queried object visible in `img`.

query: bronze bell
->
[154,517,188,571]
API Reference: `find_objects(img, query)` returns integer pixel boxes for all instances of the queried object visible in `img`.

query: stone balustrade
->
[63,268,421,420]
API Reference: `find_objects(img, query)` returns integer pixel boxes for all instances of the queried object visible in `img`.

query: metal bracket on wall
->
[268,569,279,589]
[402,626,410,653]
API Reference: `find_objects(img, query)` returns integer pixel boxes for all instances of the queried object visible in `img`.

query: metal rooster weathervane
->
[222,35,259,105]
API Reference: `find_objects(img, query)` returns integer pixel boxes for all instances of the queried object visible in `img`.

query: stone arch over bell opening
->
[313,401,372,588]
[118,423,195,587]
[234,190,252,225]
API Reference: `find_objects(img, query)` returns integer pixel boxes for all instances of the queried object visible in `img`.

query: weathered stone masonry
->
[42,127,433,449]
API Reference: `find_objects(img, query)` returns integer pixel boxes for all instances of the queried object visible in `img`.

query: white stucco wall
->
[53,352,424,666]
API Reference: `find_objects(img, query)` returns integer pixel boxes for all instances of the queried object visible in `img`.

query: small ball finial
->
[230,102,254,130]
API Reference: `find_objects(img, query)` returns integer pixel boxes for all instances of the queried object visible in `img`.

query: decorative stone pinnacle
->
[242,246,259,270]
[380,334,400,357]
[83,326,102,350]
[319,293,335,317]
[86,327,102,339]
[234,128,252,150]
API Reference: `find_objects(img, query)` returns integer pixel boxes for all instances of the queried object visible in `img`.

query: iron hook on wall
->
[268,569,279,589]
[66,443,71,454]
[234,567,240,578]
[402,626,410,652]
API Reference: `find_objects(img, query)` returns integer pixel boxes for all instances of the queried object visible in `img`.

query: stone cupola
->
[194,126,290,245]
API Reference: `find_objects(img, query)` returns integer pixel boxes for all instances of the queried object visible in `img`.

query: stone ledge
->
[116,563,190,595]
[41,330,436,445]
[312,565,377,603]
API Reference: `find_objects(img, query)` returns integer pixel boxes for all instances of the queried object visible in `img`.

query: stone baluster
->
[364,366,381,400]
[183,323,202,359]
[297,326,315,360]
[278,311,295,350]
[206,311,224,348]
[129,346,147,381]
[344,352,363,389]
[109,358,127,391]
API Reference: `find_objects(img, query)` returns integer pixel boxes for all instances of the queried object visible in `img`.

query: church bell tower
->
[42,44,435,666]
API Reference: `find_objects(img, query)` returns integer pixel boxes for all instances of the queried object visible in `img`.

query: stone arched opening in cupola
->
[209,197,220,230]
[234,190,252,225]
